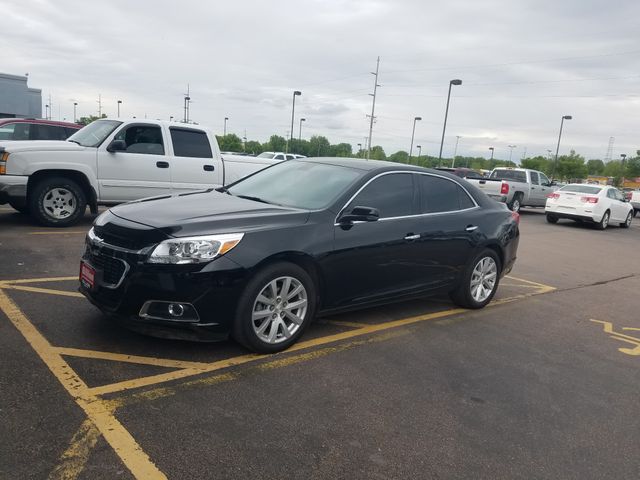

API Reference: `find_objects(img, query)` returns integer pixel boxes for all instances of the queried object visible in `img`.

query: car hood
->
[109,190,310,237]
[0,140,87,153]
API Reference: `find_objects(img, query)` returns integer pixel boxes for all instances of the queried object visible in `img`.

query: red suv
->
[0,118,81,141]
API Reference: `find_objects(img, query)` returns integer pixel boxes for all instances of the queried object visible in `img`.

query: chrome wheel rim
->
[470,257,498,303]
[602,212,609,228]
[626,212,632,227]
[512,199,520,212]
[42,188,76,219]
[252,276,308,344]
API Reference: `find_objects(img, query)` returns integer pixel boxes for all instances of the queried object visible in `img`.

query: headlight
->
[147,233,244,264]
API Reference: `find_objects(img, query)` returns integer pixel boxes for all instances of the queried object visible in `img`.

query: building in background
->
[0,73,42,118]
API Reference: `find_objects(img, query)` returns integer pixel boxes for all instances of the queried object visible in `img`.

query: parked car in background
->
[626,190,640,216]
[0,118,81,141]
[434,167,484,179]
[79,159,520,353]
[257,151,307,160]
[465,167,558,212]
[0,119,279,226]
[545,184,633,230]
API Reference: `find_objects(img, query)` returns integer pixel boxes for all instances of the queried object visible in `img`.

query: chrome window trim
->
[334,170,480,225]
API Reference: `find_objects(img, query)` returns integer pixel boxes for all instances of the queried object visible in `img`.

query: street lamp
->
[289,90,302,152]
[551,115,572,180]
[117,100,122,118]
[409,116,422,162]
[73,102,78,123]
[452,135,462,167]
[184,95,191,123]
[438,79,462,165]
[298,117,306,141]
[620,153,627,188]
[357,143,362,157]
[489,147,495,160]
[224,117,229,136]
[416,145,422,161]
[45,104,49,120]
[508,145,517,163]
[170,116,174,122]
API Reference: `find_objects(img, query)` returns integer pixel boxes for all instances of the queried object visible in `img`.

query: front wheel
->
[450,249,501,309]
[233,262,316,353]
[546,214,558,224]
[29,176,87,227]
[620,211,633,228]
[595,210,610,230]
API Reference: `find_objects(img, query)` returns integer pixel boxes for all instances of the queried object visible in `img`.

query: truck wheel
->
[450,248,501,309]
[508,193,522,213]
[29,176,87,227]
[233,262,316,353]
[8,201,29,214]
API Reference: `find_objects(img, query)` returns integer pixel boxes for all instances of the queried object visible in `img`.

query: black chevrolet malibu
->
[80,158,519,353]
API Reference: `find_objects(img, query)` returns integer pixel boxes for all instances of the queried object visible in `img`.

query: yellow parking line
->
[0,289,167,479]
[4,276,78,285]
[48,419,100,480]
[2,284,84,298]
[505,275,553,288]
[54,347,214,371]
[327,320,370,328]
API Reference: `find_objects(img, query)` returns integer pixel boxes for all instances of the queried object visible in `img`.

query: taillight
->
[625,192,632,200]
[0,150,7,175]
[500,182,509,195]
[511,211,520,224]
[580,196,599,204]
[547,193,560,199]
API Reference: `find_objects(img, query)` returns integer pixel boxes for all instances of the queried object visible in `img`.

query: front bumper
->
[79,243,248,341]
[0,175,28,205]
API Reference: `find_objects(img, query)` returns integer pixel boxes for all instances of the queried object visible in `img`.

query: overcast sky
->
[4,0,640,160]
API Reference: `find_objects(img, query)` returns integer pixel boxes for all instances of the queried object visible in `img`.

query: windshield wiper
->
[235,194,272,204]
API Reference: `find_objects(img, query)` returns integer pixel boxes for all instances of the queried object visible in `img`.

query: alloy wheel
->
[470,257,498,303]
[42,188,77,219]
[251,276,308,344]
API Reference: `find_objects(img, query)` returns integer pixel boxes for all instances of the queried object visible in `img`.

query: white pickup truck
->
[465,167,558,212]
[0,119,279,226]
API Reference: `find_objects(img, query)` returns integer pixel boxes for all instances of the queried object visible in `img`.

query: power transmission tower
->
[604,136,615,162]
[367,57,381,160]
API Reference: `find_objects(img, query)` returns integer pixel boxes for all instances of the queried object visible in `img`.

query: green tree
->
[308,135,331,156]
[262,135,287,152]
[369,145,386,160]
[244,140,263,155]
[77,114,107,126]
[586,159,605,176]
[555,150,587,181]
[521,156,551,175]
[329,143,353,157]
[388,151,409,163]
[216,134,243,152]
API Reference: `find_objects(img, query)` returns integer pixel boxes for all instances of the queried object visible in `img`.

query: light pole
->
[452,135,461,167]
[170,116,174,122]
[409,116,422,162]
[551,115,572,181]
[289,90,302,153]
[620,153,627,188]
[298,117,306,141]
[45,104,49,120]
[357,143,362,157]
[438,79,462,165]
[224,117,228,136]
[183,95,191,123]
[117,100,122,118]
[73,102,77,123]
[416,145,422,163]
[508,145,517,163]
[489,147,494,160]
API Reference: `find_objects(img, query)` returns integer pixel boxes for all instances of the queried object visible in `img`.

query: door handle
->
[203,165,215,172]
[465,225,478,232]
[404,233,421,241]
[156,161,169,168]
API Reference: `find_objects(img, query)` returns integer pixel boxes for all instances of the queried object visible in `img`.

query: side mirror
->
[106,139,127,153]
[339,206,380,224]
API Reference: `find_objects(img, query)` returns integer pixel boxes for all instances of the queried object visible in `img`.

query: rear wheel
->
[29,176,87,227]
[595,210,610,230]
[233,262,316,353]
[508,193,523,213]
[546,214,558,224]
[450,249,501,309]
[620,211,633,228]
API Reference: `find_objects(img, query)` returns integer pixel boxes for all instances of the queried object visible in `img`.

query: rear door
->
[607,188,627,222]
[168,127,222,193]
[96,123,171,202]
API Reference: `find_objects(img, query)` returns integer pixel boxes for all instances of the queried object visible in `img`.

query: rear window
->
[490,169,527,183]
[560,185,602,194]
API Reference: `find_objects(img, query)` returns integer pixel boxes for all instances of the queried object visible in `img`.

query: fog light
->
[139,301,200,322]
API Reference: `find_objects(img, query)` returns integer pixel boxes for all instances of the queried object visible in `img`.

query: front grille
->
[93,225,150,251]
[85,247,128,287]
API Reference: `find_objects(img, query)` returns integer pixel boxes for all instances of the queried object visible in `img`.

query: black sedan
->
[79,158,519,353]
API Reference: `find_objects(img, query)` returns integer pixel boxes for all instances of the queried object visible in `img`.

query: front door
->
[96,123,171,202]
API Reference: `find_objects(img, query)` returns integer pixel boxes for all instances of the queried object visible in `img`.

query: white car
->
[257,152,306,161]
[545,184,634,230]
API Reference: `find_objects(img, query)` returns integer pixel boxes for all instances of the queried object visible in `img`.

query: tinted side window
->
[33,124,68,140]
[64,127,79,138]
[115,125,165,155]
[275,154,286,160]
[420,175,473,213]
[529,171,539,185]
[348,173,414,218]
[539,173,550,186]
[0,123,31,140]
[170,128,213,158]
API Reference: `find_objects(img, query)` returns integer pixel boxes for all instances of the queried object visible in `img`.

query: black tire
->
[508,193,523,213]
[29,176,87,227]
[595,210,610,231]
[634,209,638,218]
[233,262,316,353]
[546,214,558,224]
[450,248,502,309]
[620,211,633,228]
[8,201,29,214]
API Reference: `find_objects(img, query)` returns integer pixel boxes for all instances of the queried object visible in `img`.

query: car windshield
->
[67,120,122,147]
[227,160,362,209]
[257,152,274,158]
[560,185,602,194]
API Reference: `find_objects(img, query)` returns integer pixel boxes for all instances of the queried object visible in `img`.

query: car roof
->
[0,118,81,128]
[296,157,445,173]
